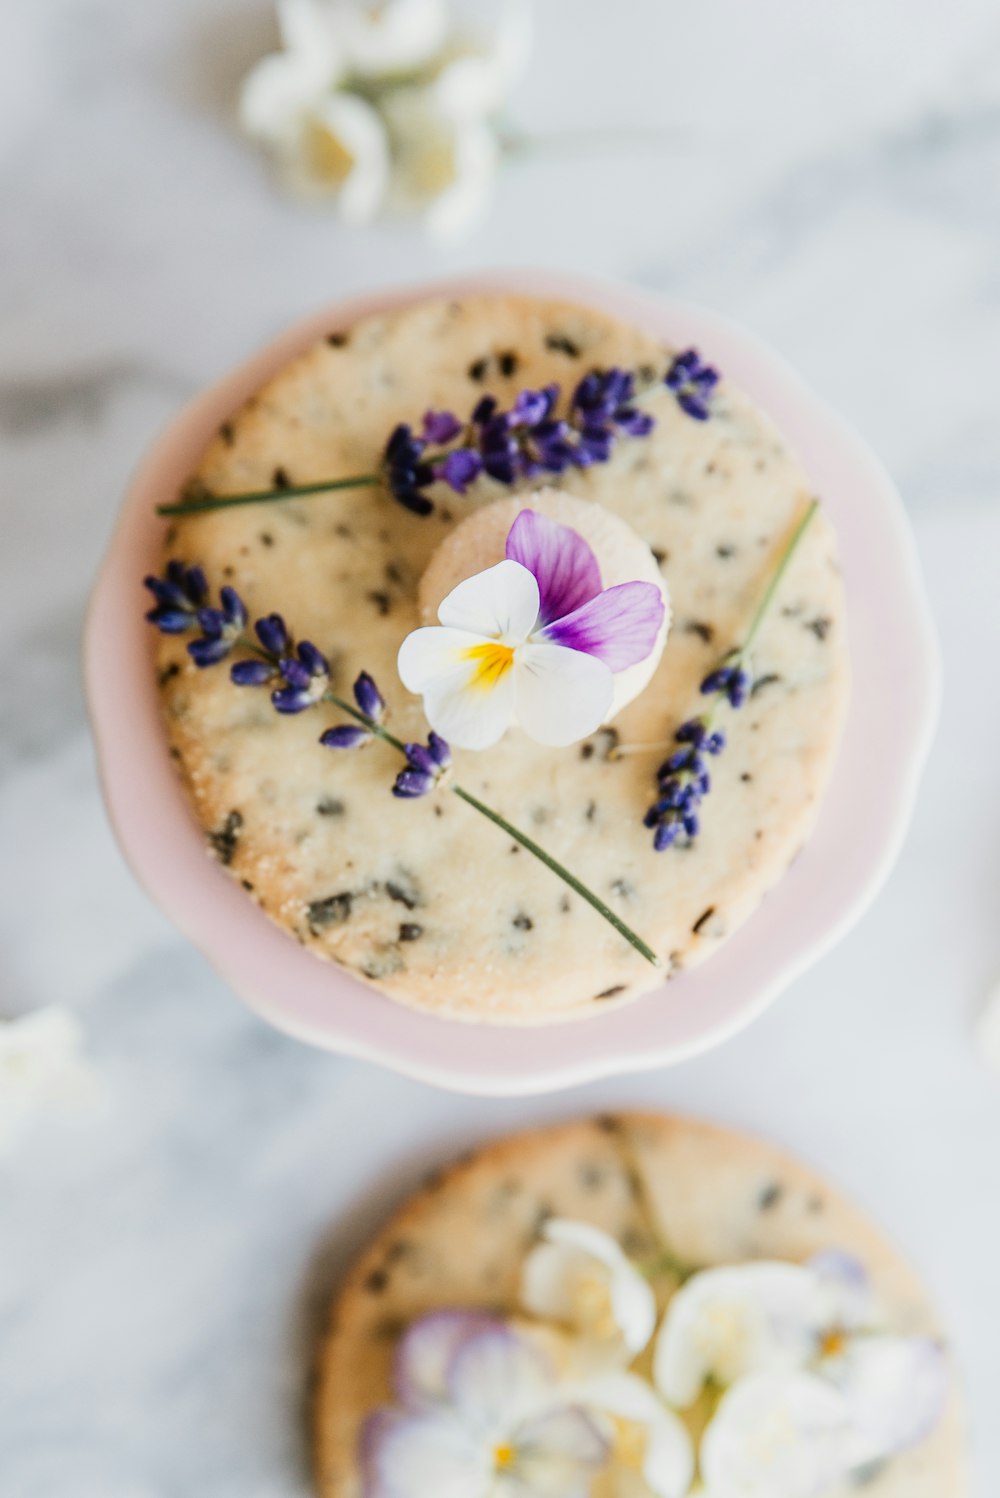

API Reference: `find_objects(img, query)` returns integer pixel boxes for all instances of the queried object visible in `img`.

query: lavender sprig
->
[644,499,820,851]
[155,349,718,520]
[145,571,660,968]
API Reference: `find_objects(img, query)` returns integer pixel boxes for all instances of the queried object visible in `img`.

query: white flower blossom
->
[0,1007,93,1154]
[521,1218,658,1359]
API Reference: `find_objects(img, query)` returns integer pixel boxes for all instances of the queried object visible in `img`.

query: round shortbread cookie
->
[313,1114,965,1497]
[155,293,849,1022]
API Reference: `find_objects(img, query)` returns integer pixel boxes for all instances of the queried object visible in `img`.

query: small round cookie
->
[314,1114,965,1498]
[155,293,850,1021]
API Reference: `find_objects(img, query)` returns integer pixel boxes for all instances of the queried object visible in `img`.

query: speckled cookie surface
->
[313,1114,965,1498]
[156,293,850,1021]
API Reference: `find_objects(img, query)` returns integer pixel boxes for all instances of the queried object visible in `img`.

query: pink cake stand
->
[84,271,939,1096]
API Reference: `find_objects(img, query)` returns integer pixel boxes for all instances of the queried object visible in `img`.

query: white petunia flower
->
[0,1007,94,1154]
[239,1,390,219]
[521,1220,659,1360]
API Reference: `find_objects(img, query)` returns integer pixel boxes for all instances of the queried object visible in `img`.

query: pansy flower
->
[397,510,665,749]
[361,1311,609,1497]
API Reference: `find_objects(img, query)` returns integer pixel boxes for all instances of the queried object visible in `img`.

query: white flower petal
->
[289,93,390,218]
[701,1371,856,1498]
[823,1335,948,1463]
[277,0,346,70]
[362,1407,493,1498]
[582,1373,694,1498]
[513,643,613,747]
[423,663,516,750]
[438,558,539,640]
[521,1220,657,1356]
[345,0,450,76]
[398,625,487,692]
[514,1406,611,1495]
[382,87,500,238]
[433,0,533,121]
[238,51,326,143]
[447,1324,553,1430]
[0,1007,94,1155]
[653,1263,819,1409]
[808,1251,872,1334]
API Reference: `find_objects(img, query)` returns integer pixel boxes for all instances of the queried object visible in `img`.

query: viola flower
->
[361,1312,609,1497]
[520,1219,657,1359]
[397,511,665,749]
[664,348,719,421]
[654,1254,947,1491]
[574,1370,694,1498]
[392,732,452,798]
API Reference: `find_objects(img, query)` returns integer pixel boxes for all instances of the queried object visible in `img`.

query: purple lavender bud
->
[279,656,312,691]
[146,607,193,633]
[705,731,726,754]
[392,768,435,799]
[421,409,463,445]
[231,659,275,686]
[188,635,232,668]
[512,386,558,427]
[256,613,289,657]
[643,806,659,829]
[404,742,436,776]
[682,813,700,838]
[678,392,711,421]
[320,724,371,750]
[353,671,385,721]
[393,485,435,517]
[196,607,225,638]
[435,448,482,494]
[220,586,247,629]
[271,685,314,714]
[654,821,680,851]
[297,641,329,679]
[616,409,655,438]
[700,669,728,695]
[471,395,498,426]
[427,732,451,768]
[676,721,706,746]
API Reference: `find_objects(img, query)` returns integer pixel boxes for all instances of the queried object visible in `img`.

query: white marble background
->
[2,1,999,1493]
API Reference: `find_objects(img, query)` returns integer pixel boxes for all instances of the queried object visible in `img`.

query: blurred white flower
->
[582,1371,694,1498]
[0,1007,94,1155]
[238,0,532,236]
[239,2,390,219]
[521,1218,658,1359]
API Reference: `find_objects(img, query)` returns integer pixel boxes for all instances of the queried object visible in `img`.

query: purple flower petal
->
[393,1310,504,1411]
[505,510,602,627]
[421,409,462,445]
[435,448,482,494]
[543,581,665,673]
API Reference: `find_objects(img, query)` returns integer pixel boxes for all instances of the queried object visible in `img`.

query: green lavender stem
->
[157,474,379,518]
[315,682,661,969]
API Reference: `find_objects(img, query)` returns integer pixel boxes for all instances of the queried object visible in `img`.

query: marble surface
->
[2,1,999,1492]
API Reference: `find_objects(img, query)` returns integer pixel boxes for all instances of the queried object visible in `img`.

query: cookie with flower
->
[147,343,808,969]
[315,1117,960,1498]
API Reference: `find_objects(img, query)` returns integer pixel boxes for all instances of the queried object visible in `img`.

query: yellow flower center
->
[304,120,356,186]
[820,1328,847,1359]
[494,1442,516,1470]
[464,641,515,690]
